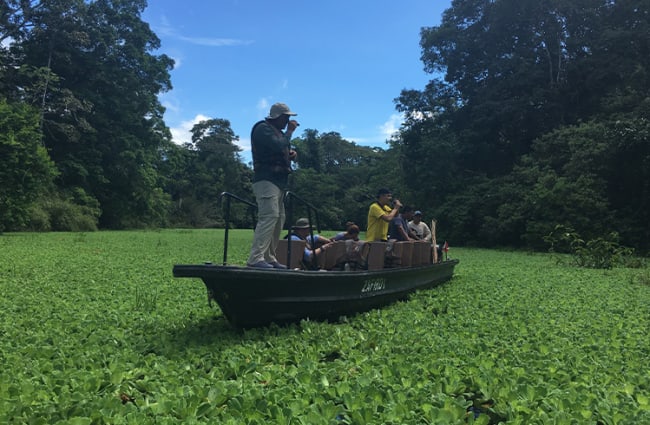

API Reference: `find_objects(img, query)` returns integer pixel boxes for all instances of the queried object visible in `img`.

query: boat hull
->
[173,259,459,328]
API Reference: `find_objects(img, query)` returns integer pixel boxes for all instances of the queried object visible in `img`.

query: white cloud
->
[159,15,172,31]
[346,137,367,144]
[238,136,251,153]
[257,98,271,116]
[379,113,405,140]
[169,114,210,145]
[178,35,253,47]
[160,94,180,114]
[169,54,182,69]
[169,114,251,154]
[155,16,177,38]
[257,98,270,109]
[154,16,253,47]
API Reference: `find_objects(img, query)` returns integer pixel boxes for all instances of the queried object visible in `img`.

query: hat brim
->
[376,188,392,197]
[267,112,298,119]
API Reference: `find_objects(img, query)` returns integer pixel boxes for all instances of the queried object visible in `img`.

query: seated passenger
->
[333,222,360,241]
[287,217,332,264]
[408,210,432,242]
[388,205,416,241]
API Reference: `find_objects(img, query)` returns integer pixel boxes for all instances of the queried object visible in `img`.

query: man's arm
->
[380,199,402,222]
[407,223,419,240]
[408,222,418,238]
[397,223,412,241]
[423,223,432,242]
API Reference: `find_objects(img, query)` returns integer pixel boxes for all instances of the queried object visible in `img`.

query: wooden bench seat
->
[277,239,306,269]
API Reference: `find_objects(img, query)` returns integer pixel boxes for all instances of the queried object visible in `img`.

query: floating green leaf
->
[0,231,649,424]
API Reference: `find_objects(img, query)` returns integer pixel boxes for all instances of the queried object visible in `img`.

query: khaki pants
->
[247,181,285,265]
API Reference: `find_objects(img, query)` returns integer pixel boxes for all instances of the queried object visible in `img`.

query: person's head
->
[345,224,360,241]
[412,210,422,223]
[402,205,414,220]
[267,102,297,129]
[376,188,392,206]
[291,217,313,236]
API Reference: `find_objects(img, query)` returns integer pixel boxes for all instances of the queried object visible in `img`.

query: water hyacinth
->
[1,231,649,424]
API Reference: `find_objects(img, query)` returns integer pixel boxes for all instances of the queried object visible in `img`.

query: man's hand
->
[287,120,300,132]
[393,199,403,209]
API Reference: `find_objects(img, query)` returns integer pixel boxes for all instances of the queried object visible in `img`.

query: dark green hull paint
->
[173,259,458,328]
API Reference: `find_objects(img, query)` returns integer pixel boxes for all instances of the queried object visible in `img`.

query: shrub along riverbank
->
[1,230,649,424]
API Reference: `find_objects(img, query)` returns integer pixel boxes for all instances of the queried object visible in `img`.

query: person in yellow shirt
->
[366,188,403,241]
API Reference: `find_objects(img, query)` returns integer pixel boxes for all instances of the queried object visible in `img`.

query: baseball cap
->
[376,188,391,197]
[267,103,298,119]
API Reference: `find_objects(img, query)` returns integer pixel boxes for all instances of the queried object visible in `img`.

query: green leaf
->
[67,418,92,425]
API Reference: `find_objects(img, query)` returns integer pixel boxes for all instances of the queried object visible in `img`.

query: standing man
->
[366,188,402,242]
[247,102,299,269]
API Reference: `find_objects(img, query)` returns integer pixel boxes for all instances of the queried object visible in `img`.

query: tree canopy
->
[2,0,174,229]
[393,0,649,251]
[1,0,647,253]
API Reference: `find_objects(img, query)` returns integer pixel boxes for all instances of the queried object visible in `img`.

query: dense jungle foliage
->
[1,0,648,253]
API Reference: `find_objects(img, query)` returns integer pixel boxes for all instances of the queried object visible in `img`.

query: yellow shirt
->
[366,202,392,241]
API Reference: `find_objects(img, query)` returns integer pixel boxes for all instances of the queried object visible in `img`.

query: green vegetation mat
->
[1,230,649,424]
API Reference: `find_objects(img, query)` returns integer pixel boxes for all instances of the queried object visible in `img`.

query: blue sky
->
[142,1,451,163]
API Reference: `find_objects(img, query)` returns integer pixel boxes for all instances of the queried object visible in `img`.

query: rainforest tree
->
[1,0,175,229]
[394,0,650,251]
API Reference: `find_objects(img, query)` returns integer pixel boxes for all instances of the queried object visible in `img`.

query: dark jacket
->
[251,120,292,189]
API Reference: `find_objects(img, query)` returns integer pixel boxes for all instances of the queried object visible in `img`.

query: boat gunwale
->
[173,258,459,280]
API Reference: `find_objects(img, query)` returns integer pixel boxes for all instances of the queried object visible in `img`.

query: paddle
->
[431,219,438,263]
